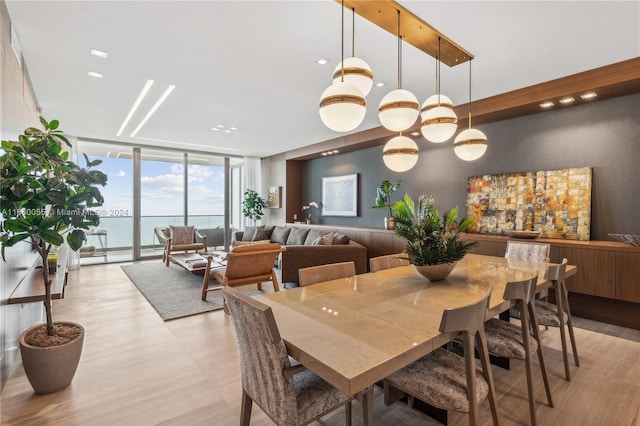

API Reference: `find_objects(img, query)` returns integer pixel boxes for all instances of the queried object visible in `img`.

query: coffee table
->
[168,251,227,275]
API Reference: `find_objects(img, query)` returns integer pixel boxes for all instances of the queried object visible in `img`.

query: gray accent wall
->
[302,93,639,240]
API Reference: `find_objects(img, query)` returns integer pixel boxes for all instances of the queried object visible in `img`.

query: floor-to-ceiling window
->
[77,139,241,263]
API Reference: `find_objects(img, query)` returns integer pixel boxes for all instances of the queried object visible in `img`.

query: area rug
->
[121,262,275,321]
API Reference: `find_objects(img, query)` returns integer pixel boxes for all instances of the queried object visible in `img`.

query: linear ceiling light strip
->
[116,80,154,136]
[130,85,175,137]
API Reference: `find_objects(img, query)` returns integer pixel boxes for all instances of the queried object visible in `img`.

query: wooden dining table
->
[255,254,576,422]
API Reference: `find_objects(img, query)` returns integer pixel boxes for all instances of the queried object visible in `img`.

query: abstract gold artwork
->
[466,167,592,240]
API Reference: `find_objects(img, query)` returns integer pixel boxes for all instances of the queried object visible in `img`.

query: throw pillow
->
[241,225,265,241]
[304,229,327,245]
[170,226,195,245]
[320,232,335,245]
[253,228,274,241]
[332,233,350,245]
[286,228,310,245]
[270,226,291,245]
[232,239,271,248]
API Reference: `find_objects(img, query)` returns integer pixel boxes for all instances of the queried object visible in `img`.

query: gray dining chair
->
[534,258,580,381]
[368,253,410,273]
[383,290,500,426]
[223,287,356,425]
[484,274,553,426]
[298,261,356,287]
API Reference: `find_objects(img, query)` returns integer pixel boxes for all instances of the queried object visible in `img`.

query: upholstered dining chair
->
[368,253,410,273]
[505,241,550,263]
[534,258,580,381]
[222,287,355,426]
[298,261,356,287]
[383,290,500,426]
[484,274,553,426]
[202,243,285,301]
[163,225,207,266]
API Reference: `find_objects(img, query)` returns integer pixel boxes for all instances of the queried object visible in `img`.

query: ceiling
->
[6,1,639,158]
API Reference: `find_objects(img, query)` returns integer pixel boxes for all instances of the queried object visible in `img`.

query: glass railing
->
[89,215,226,250]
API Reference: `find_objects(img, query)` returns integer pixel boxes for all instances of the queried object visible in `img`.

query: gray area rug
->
[121,262,275,321]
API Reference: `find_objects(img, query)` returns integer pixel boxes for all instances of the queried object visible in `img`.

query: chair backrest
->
[225,243,284,280]
[169,225,196,245]
[369,253,410,273]
[439,289,492,336]
[154,226,169,244]
[298,261,356,286]
[544,258,569,303]
[223,287,298,424]
[505,241,550,262]
[502,274,538,304]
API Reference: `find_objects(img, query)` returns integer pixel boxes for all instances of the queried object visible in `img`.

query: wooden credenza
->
[463,233,640,329]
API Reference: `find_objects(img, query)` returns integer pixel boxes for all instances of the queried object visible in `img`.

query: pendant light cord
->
[397,10,401,89]
[437,37,441,105]
[468,59,472,128]
[340,0,345,81]
[352,8,355,57]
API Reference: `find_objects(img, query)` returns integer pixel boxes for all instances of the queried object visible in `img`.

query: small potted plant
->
[371,179,401,230]
[302,201,319,224]
[0,117,107,393]
[393,194,478,281]
[241,189,267,226]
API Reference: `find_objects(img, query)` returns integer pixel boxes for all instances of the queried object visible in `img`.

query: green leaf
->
[67,229,86,251]
[38,229,63,246]
[49,120,59,130]
[39,116,49,128]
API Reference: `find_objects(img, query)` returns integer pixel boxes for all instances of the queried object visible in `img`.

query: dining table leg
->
[361,385,374,425]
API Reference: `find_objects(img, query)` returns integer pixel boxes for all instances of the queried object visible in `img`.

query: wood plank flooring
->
[2,261,640,425]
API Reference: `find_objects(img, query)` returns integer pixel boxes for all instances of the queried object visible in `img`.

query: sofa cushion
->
[253,228,274,241]
[319,232,335,245]
[332,232,350,245]
[241,225,264,241]
[270,226,291,245]
[232,239,271,248]
[286,228,310,245]
[304,229,327,245]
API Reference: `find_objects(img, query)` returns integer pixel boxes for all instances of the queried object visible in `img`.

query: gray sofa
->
[234,225,367,285]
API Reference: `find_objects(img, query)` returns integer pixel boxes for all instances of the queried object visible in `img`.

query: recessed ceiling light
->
[90,48,108,59]
[316,58,328,65]
[321,153,328,156]
[559,97,575,104]
[332,150,339,154]
[224,130,232,133]
[216,124,224,128]
[410,131,421,137]
[88,70,103,79]
[376,82,385,87]
[539,101,554,109]
[581,92,597,100]
[230,127,238,131]
[117,80,153,136]
[211,127,219,131]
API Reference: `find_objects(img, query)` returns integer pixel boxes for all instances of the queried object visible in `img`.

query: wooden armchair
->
[202,243,285,301]
[163,226,207,266]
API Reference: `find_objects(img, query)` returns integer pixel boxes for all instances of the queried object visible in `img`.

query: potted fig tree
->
[0,117,107,394]
[241,189,267,226]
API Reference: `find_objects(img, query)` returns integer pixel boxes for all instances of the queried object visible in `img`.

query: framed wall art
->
[322,174,358,216]
[267,186,282,208]
[466,167,592,240]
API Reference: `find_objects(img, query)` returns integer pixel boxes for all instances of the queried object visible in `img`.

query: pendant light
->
[319,1,366,132]
[383,133,419,172]
[454,59,488,161]
[378,10,419,132]
[332,8,373,97]
[421,37,458,143]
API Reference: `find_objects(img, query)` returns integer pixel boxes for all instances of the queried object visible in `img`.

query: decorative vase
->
[306,219,312,224]
[384,216,396,230]
[19,322,84,394]
[414,262,457,281]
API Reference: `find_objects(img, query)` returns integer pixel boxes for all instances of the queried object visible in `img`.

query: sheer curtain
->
[242,156,262,228]
[68,136,81,270]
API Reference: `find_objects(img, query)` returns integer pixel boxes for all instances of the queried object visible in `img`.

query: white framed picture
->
[322,174,358,216]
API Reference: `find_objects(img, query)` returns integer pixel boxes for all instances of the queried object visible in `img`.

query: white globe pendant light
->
[383,134,419,172]
[319,82,366,132]
[333,57,373,97]
[319,0,366,133]
[454,59,488,161]
[454,128,488,161]
[421,94,458,143]
[378,10,419,132]
[332,9,373,97]
[379,89,420,132]
[421,38,458,143]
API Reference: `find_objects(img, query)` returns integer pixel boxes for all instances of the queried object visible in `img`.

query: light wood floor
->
[2,262,640,425]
